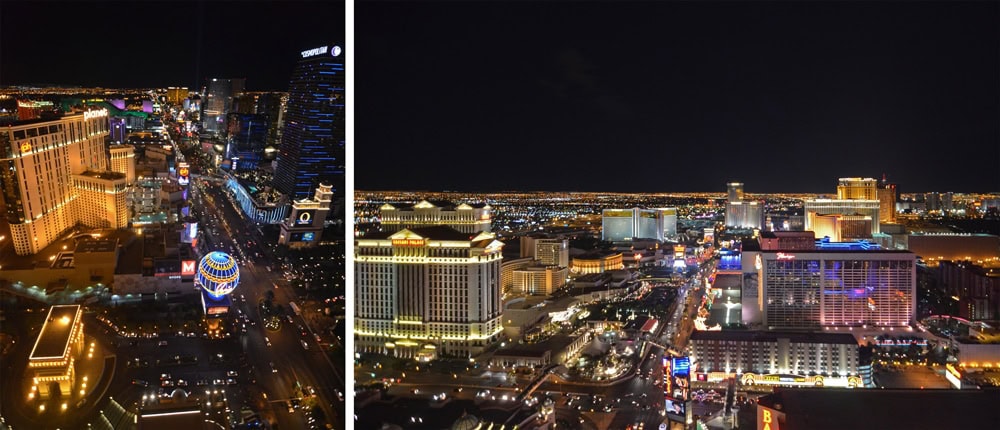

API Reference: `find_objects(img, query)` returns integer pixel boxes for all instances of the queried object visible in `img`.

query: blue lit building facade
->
[225,113,270,170]
[225,175,290,224]
[274,44,344,200]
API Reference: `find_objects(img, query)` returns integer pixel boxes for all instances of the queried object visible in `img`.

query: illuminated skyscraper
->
[355,226,504,358]
[0,108,126,255]
[109,116,127,144]
[727,182,745,202]
[109,145,136,183]
[877,176,897,223]
[725,201,764,229]
[750,249,915,330]
[202,78,245,135]
[725,182,763,229]
[602,208,668,241]
[804,199,880,235]
[837,177,878,200]
[274,44,344,200]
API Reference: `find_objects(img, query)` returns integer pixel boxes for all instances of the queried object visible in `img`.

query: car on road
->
[270,362,278,373]
[132,379,149,387]
[157,340,168,347]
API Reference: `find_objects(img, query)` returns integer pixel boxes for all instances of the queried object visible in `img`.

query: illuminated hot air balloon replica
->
[197,251,240,318]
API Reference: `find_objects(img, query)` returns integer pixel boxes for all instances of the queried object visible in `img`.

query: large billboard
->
[290,232,316,242]
[664,356,691,424]
[181,221,198,243]
[178,162,190,186]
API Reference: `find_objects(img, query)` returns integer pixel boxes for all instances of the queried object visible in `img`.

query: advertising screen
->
[206,306,229,315]
[665,356,691,423]
[178,163,190,186]
[290,232,316,242]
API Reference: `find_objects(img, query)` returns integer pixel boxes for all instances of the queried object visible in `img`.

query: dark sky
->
[0,1,344,91]
[357,2,1000,194]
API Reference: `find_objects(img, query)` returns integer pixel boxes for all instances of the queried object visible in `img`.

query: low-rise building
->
[689,330,862,388]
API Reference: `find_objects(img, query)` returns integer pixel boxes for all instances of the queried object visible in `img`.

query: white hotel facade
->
[354,225,504,358]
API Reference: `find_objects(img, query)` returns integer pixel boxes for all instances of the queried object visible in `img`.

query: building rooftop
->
[75,238,117,253]
[138,401,207,430]
[366,225,479,242]
[760,248,912,254]
[690,330,858,345]
[29,305,81,360]
[78,170,127,180]
[712,273,742,289]
[757,387,1000,430]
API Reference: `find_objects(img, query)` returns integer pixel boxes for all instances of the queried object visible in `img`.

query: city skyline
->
[357,2,999,193]
[0,1,344,91]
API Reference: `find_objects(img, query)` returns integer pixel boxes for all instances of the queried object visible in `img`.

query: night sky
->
[0,1,344,91]
[357,2,1000,194]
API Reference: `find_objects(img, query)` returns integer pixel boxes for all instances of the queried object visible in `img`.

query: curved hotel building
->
[0,108,128,255]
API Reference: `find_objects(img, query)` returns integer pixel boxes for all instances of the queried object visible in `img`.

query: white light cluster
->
[301,46,329,58]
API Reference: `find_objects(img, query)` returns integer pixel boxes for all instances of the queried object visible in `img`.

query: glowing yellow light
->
[39,405,45,412]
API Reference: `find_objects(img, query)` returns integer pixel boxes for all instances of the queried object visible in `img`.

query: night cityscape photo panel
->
[0,1,346,429]
[353,2,999,430]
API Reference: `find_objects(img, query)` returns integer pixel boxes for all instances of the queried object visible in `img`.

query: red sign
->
[181,260,196,276]
[392,239,425,247]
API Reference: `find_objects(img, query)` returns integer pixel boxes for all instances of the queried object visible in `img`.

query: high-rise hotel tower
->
[355,226,504,358]
[357,201,502,358]
[274,44,345,200]
[0,109,128,255]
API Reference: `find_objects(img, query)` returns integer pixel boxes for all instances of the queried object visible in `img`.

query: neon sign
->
[776,253,795,260]
[296,211,313,225]
[761,408,778,430]
[392,239,426,247]
[331,45,342,57]
[83,109,108,120]
[20,142,31,153]
[181,260,196,276]
[301,46,328,58]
